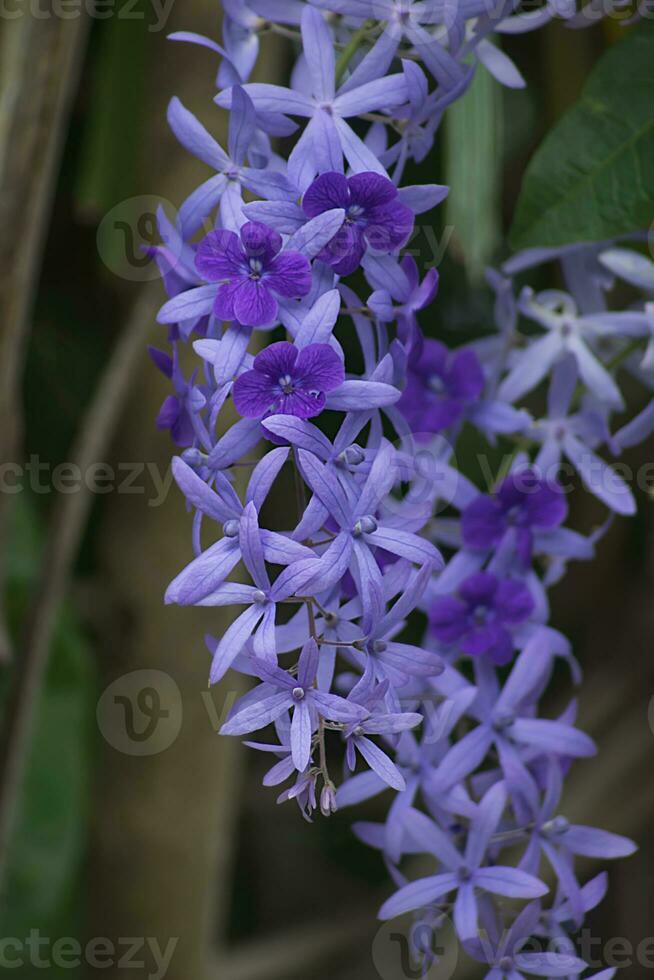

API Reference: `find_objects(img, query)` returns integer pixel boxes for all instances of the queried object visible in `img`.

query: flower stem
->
[335,19,377,86]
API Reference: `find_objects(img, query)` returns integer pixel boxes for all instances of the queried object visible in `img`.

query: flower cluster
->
[151,3,653,976]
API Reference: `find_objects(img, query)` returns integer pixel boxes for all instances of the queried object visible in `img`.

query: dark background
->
[0,5,653,978]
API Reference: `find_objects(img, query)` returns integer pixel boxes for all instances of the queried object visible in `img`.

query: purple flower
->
[378,785,548,940]
[461,469,567,565]
[195,221,312,327]
[429,572,534,666]
[367,254,440,359]
[397,339,485,434]
[150,346,205,446]
[220,637,367,771]
[343,669,423,791]
[464,901,588,979]
[167,87,296,237]
[302,171,414,276]
[232,341,345,419]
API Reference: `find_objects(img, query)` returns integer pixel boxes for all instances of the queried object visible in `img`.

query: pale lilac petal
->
[296,450,351,527]
[285,209,346,259]
[563,434,635,515]
[167,97,229,170]
[220,691,291,735]
[170,457,237,522]
[476,38,526,88]
[245,448,290,510]
[157,284,219,324]
[474,867,548,898]
[209,605,265,683]
[334,74,409,116]
[179,174,228,237]
[228,85,256,163]
[165,538,240,605]
[333,117,388,175]
[514,952,588,977]
[291,701,313,770]
[378,874,458,920]
[261,415,333,457]
[326,380,401,410]
[365,527,444,568]
[403,808,462,868]
[511,718,596,757]
[454,884,478,941]
[356,736,406,790]
[217,83,313,116]
[563,826,636,859]
[301,6,335,101]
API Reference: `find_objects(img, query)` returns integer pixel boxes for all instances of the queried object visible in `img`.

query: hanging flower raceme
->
[151,4,647,976]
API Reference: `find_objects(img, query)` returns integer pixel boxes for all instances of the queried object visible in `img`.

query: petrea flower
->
[157,0,641,964]
[428,634,596,801]
[378,785,548,939]
[220,637,368,770]
[195,221,312,327]
[150,346,205,446]
[464,901,588,979]
[429,571,534,666]
[498,287,654,409]
[367,254,440,358]
[302,171,414,276]
[343,669,423,791]
[287,441,443,626]
[462,470,567,566]
[308,0,477,89]
[530,356,636,516]
[164,456,312,606]
[216,7,410,181]
[396,339,485,435]
[233,341,345,420]
[519,762,636,925]
[167,88,296,236]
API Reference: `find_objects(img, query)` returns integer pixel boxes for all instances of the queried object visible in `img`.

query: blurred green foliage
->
[0,503,96,966]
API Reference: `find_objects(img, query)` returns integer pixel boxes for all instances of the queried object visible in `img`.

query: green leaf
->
[510,24,654,251]
[0,497,96,948]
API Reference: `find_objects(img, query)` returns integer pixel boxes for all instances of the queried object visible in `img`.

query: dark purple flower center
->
[458,865,473,882]
[499,956,513,972]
